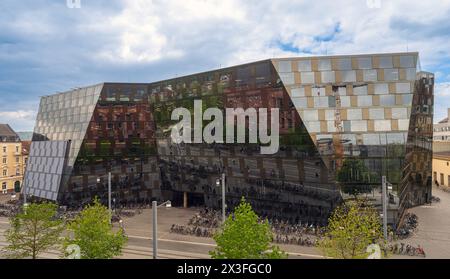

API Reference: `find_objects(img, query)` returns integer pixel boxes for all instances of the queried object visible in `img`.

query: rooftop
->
[0,124,20,142]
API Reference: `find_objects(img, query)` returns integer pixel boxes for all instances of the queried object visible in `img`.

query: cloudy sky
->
[0,0,449,131]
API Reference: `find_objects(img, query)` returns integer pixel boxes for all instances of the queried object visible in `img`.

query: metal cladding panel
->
[23,140,70,201]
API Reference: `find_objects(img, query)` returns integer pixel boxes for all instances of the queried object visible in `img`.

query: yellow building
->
[0,124,27,194]
[433,152,450,188]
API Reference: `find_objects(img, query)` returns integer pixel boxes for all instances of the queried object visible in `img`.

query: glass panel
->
[291,87,305,97]
[400,56,414,68]
[374,120,392,131]
[318,59,331,71]
[405,68,417,80]
[358,57,372,69]
[347,109,362,120]
[278,60,292,72]
[386,132,406,144]
[384,69,399,81]
[341,70,356,82]
[353,85,368,95]
[379,56,393,68]
[337,58,352,70]
[303,110,319,120]
[321,71,335,83]
[327,121,336,132]
[380,95,395,106]
[314,97,329,108]
[363,134,381,145]
[357,95,372,106]
[369,108,385,120]
[297,60,311,72]
[343,121,351,132]
[396,82,411,94]
[325,110,335,120]
[292,97,307,108]
[391,108,408,119]
[398,119,410,130]
[301,72,315,84]
[279,72,294,85]
[374,83,389,94]
[402,94,413,105]
[351,120,368,132]
[305,121,321,132]
[340,96,351,107]
[312,87,326,97]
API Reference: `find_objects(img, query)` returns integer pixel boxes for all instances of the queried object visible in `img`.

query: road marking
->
[127,235,325,258]
[128,234,216,247]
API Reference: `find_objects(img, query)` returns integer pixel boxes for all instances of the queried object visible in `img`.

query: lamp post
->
[216,173,226,223]
[381,176,387,240]
[152,200,171,259]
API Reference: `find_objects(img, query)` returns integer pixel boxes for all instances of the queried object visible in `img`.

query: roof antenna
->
[406,34,409,52]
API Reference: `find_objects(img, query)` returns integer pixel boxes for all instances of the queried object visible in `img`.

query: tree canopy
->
[317,199,386,259]
[210,197,286,259]
[64,198,127,259]
[2,202,64,259]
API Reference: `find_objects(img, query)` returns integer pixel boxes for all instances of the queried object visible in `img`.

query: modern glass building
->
[24,52,433,226]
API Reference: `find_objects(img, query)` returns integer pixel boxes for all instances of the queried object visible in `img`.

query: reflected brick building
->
[24,52,433,226]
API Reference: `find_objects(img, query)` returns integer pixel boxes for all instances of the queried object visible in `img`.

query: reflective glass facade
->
[26,52,433,225]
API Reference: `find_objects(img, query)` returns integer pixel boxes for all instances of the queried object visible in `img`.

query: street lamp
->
[216,173,226,223]
[152,200,171,259]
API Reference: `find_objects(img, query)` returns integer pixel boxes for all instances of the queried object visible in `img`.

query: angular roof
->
[0,124,19,141]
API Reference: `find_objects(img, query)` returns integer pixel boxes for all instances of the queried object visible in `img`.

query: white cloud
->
[0,110,36,132]
[434,82,450,123]
[435,82,450,97]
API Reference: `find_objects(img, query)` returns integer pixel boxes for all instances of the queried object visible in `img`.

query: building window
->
[2,169,6,176]
[16,156,19,163]
[300,72,315,84]
[358,57,372,69]
[363,69,377,81]
[278,60,292,72]
[379,56,393,68]
[1,182,6,190]
[297,60,311,72]
[2,146,6,153]
[384,69,399,81]
[341,70,356,82]
[15,146,19,153]
[337,58,352,70]
[2,157,6,164]
[400,56,414,68]
[441,173,445,186]
[318,59,331,71]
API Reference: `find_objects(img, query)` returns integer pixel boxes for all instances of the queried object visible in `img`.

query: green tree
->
[317,200,386,259]
[1,202,64,259]
[64,198,127,259]
[210,197,287,259]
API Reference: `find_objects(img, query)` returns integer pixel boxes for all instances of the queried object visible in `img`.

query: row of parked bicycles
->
[274,234,317,247]
[388,243,426,257]
[269,218,325,237]
[170,224,215,238]
[396,213,418,240]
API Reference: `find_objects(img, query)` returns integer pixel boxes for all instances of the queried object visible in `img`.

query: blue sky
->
[1,0,450,131]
